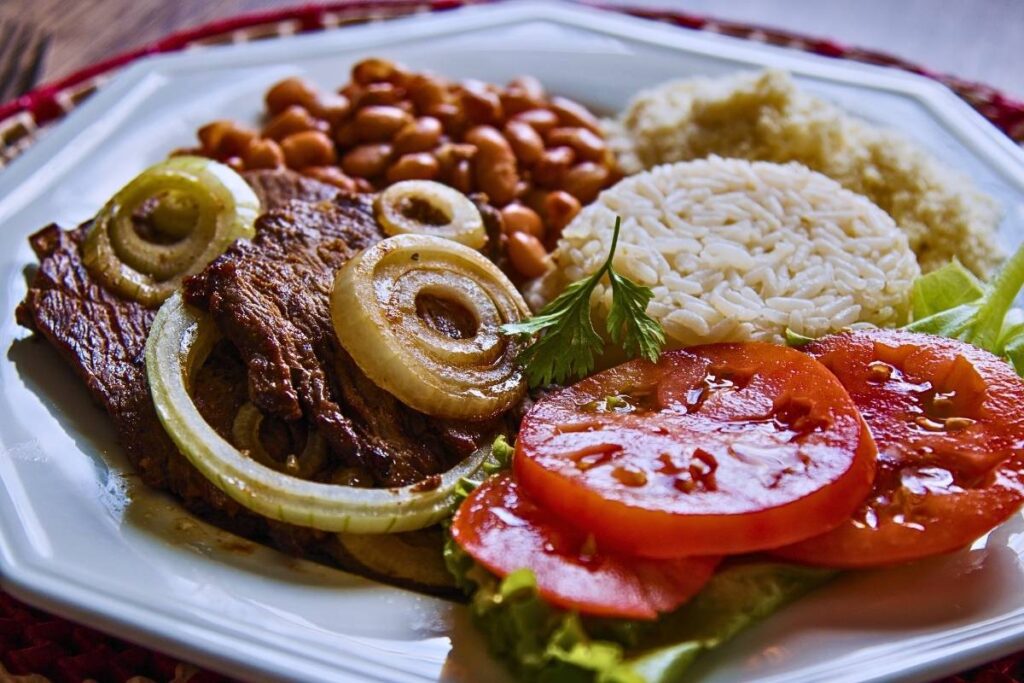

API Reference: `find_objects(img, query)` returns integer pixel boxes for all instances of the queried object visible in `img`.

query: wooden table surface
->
[2,0,1023,100]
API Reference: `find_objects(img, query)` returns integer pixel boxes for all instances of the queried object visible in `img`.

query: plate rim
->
[3,2,1024,681]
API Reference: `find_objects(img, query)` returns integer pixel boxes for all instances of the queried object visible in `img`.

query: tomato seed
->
[914,416,947,432]
[867,361,893,382]
[944,416,976,431]
[611,465,648,487]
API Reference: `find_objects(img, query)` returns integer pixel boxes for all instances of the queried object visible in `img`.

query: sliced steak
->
[14,223,255,529]
[14,170,344,530]
[15,167,506,592]
[184,195,502,486]
[242,169,340,210]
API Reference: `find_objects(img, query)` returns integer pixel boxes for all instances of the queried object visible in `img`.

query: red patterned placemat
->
[2,2,1024,681]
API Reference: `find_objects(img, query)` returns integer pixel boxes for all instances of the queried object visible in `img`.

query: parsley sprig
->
[501,216,665,386]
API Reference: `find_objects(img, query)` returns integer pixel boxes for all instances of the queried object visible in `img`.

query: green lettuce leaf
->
[450,550,833,683]
[626,562,834,682]
[906,241,1024,373]
[1001,311,1024,375]
[910,258,984,320]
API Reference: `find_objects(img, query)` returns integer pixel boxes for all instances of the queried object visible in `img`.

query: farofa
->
[604,69,1003,275]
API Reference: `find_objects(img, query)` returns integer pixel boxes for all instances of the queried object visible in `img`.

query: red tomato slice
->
[774,329,1024,567]
[451,473,719,619]
[514,343,877,558]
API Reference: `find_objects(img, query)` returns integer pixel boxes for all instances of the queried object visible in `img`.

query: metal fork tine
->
[0,21,18,84]
[14,32,49,97]
[0,22,35,102]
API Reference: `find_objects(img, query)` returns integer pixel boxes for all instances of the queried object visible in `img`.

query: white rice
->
[547,157,920,346]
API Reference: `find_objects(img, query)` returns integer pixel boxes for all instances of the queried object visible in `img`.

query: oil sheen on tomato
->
[514,343,877,558]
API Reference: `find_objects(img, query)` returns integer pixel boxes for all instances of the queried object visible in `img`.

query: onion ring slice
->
[146,292,490,533]
[83,156,258,306]
[331,234,529,420]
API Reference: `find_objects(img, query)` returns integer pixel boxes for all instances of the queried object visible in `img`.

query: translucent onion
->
[145,292,490,533]
[83,156,259,306]
[231,402,327,479]
[375,180,486,249]
[336,529,455,589]
[331,234,529,420]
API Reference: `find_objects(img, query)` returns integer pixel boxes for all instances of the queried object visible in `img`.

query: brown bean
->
[243,138,285,169]
[435,142,478,173]
[341,143,393,178]
[450,159,473,194]
[302,166,359,193]
[340,82,363,101]
[197,120,230,150]
[511,108,559,135]
[424,102,465,134]
[461,80,504,125]
[262,105,325,141]
[393,116,443,155]
[406,74,450,112]
[465,125,518,206]
[352,57,404,85]
[549,96,601,135]
[501,203,544,240]
[354,106,412,143]
[546,127,606,162]
[281,130,337,169]
[463,126,510,154]
[521,188,549,216]
[224,156,245,173]
[508,76,546,102]
[544,190,582,234]
[501,89,535,117]
[532,146,575,188]
[198,121,256,159]
[502,77,546,117]
[562,162,610,204]
[507,232,549,279]
[334,121,359,148]
[311,93,351,126]
[355,82,407,108]
[265,77,319,115]
[503,120,545,167]
[386,153,441,183]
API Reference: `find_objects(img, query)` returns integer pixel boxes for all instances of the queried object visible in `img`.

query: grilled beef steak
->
[15,168,507,590]
[243,169,341,210]
[184,196,502,486]
[14,171,344,526]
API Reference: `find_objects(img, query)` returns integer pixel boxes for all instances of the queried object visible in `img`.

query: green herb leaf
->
[501,216,665,386]
[502,275,605,387]
[905,241,1024,375]
[607,269,665,362]
[783,328,815,347]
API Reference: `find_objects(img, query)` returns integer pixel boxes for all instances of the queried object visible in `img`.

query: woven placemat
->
[2,2,1024,681]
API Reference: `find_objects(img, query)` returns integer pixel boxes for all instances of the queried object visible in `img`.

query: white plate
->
[2,3,1024,682]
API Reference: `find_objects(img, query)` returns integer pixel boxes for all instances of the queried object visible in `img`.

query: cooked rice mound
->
[553,157,920,346]
[604,69,1003,276]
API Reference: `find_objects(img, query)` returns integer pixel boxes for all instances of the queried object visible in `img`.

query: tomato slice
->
[774,329,1024,567]
[514,343,877,558]
[451,473,719,619]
